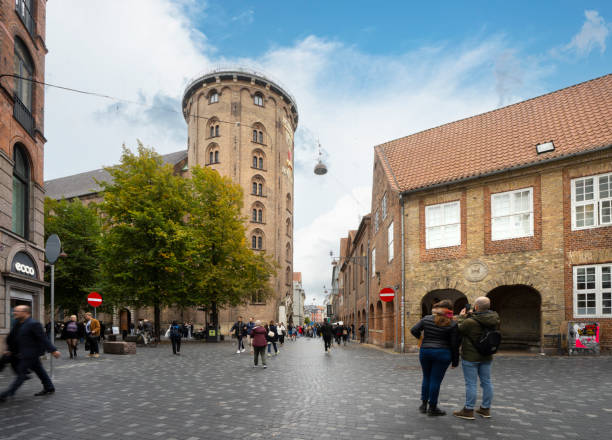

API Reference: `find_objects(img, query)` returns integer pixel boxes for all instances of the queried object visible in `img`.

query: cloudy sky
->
[44,1,611,304]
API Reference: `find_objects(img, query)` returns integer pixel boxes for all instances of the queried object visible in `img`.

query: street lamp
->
[313,141,327,175]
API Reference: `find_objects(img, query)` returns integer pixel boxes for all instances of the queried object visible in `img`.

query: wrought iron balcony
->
[15,0,36,38]
[13,95,35,136]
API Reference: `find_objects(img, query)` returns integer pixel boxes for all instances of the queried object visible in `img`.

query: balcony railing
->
[13,95,34,136]
[15,0,36,38]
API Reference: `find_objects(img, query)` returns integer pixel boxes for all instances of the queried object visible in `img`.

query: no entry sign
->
[87,292,103,308]
[379,287,395,302]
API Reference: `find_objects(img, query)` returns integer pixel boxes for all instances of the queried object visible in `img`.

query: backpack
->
[468,319,502,356]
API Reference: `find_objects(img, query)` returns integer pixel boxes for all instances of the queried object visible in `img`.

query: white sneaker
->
[236,350,241,354]
[241,348,245,353]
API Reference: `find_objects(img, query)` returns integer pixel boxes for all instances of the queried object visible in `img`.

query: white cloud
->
[45,1,550,304]
[565,10,609,56]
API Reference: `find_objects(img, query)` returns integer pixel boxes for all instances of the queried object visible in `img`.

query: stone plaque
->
[464,261,488,282]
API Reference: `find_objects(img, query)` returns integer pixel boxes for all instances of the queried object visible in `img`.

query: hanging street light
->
[313,141,328,175]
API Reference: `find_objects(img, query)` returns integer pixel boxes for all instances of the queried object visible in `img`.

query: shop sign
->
[11,252,37,278]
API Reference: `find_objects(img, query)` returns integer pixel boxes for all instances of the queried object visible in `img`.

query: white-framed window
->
[381,194,387,220]
[209,92,219,104]
[573,264,612,318]
[371,248,376,277]
[425,201,460,249]
[254,93,263,106]
[374,210,380,233]
[572,172,612,230]
[387,222,394,262]
[491,188,533,241]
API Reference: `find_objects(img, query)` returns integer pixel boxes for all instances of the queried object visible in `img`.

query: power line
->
[0,73,276,131]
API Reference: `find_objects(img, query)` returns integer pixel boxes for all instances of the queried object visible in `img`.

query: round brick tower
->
[182,68,298,331]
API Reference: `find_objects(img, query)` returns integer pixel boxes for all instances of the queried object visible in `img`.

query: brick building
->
[0,0,48,348]
[372,74,612,352]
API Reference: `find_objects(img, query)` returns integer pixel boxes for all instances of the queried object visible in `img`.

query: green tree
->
[304,317,311,325]
[44,198,102,314]
[184,166,276,333]
[98,143,189,338]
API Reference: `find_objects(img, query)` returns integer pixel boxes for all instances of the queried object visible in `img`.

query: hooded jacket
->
[457,310,500,362]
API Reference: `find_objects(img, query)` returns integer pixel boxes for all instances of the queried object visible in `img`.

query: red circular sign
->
[87,292,103,308]
[379,287,395,302]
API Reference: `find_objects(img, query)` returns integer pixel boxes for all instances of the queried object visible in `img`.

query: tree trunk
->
[154,300,161,342]
[211,301,219,342]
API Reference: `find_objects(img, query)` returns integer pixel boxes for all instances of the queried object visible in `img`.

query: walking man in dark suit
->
[0,305,60,402]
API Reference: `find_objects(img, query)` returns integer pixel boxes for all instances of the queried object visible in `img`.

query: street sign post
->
[45,234,62,379]
[379,287,395,302]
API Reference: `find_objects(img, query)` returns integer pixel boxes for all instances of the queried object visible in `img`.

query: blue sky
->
[45,1,611,303]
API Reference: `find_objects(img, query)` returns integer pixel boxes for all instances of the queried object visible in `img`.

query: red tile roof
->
[293,272,302,283]
[376,74,612,193]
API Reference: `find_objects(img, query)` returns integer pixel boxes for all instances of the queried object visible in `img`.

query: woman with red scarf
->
[410,299,460,416]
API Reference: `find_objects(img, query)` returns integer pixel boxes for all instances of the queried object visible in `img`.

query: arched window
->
[14,37,34,112]
[208,90,219,104]
[252,209,257,222]
[286,193,292,211]
[210,126,214,138]
[215,125,219,137]
[286,243,291,260]
[251,175,265,196]
[206,143,220,165]
[286,266,291,285]
[252,123,266,144]
[286,218,291,236]
[251,202,264,223]
[258,209,262,222]
[254,93,263,106]
[207,118,220,138]
[252,149,265,170]
[12,144,30,237]
[251,229,264,250]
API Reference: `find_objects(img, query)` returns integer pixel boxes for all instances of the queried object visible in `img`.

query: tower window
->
[252,182,257,194]
[259,157,263,169]
[254,93,263,106]
[209,92,218,104]
[215,125,219,137]
[252,209,257,222]
[258,131,263,144]
[253,130,257,142]
[214,151,219,163]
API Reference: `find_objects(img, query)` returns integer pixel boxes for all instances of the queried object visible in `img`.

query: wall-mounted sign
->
[11,252,37,278]
[568,322,600,355]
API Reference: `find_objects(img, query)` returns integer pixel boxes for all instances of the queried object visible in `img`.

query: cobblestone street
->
[1,338,612,439]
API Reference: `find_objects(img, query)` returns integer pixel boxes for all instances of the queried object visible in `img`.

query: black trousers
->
[87,335,99,354]
[171,337,181,354]
[2,356,54,397]
[323,336,332,351]
[237,336,244,350]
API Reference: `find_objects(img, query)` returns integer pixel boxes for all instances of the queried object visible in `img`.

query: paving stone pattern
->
[1,338,611,439]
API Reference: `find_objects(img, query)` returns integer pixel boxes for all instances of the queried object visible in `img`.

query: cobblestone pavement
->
[1,337,612,439]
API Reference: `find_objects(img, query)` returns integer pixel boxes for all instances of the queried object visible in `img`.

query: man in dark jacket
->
[230,316,247,354]
[453,297,500,420]
[0,306,61,402]
[358,323,366,343]
[320,321,333,352]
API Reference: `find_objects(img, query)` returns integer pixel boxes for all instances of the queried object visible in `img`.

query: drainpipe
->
[400,194,406,353]
[366,239,370,343]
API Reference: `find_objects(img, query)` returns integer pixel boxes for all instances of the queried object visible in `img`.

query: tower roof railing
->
[182,65,298,115]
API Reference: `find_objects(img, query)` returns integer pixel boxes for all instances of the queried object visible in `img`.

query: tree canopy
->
[44,198,102,314]
[97,143,275,336]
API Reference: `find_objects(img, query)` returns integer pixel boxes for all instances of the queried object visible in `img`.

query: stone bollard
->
[103,341,136,355]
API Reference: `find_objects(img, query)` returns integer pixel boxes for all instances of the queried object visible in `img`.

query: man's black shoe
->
[0,393,8,402]
[34,389,55,396]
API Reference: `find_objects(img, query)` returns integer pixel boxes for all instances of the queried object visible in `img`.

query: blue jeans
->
[419,348,452,406]
[462,359,493,410]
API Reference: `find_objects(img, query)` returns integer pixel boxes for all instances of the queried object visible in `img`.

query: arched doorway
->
[421,289,468,317]
[383,300,395,347]
[487,285,541,351]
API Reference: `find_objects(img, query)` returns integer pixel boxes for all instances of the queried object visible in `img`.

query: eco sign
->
[11,252,37,278]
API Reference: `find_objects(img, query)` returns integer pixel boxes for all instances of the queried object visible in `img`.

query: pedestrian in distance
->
[410,299,460,416]
[169,320,182,355]
[351,323,356,340]
[84,312,101,358]
[266,320,279,355]
[453,296,501,420]
[246,316,256,353]
[342,324,349,346]
[320,321,333,353]
[230,316,247,354]
[251,320,267,368]
[61,314,84,359]
[359,323,366,343]
[0,306,61,403]
[277,322,286,346]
